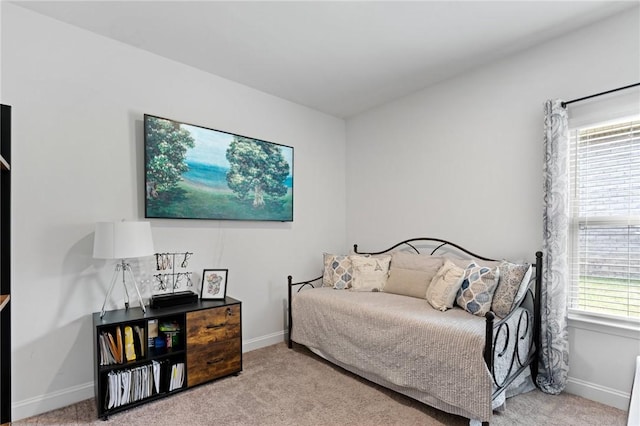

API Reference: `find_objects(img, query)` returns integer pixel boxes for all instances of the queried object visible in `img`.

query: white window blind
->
[569,118,640,319]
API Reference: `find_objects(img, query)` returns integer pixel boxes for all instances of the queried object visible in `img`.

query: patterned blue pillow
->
[322,253,353,289]
[456,262,500,316]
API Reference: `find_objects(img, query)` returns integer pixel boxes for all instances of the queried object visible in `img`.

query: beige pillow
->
[426,260,465,311]
[391,252,444,274]
[349,255,391,292]
[448,257,501,269]
[385,268,432,298]
[384,252,444,298]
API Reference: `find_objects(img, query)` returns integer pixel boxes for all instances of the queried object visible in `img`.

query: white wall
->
[1,4,347,420]
[2,1,639,420]
[346,7,639,411]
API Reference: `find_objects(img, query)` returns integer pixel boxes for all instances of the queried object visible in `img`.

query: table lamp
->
[93,221,155,318]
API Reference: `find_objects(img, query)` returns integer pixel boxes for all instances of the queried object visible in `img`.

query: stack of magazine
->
[168,362,185,392]
[104,360,186,409]
[105,361,161,409]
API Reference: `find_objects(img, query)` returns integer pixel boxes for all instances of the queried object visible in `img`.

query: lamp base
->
[100,260,146,318]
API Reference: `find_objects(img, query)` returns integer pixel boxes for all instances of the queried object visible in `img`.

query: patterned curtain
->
[539,99,570,394]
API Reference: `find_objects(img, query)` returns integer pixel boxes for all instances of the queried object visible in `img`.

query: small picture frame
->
[201,269,228,300]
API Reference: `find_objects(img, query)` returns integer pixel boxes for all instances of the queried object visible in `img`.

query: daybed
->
[287,238,542,425]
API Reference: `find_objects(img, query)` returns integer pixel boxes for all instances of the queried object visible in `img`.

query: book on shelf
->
[99,327,123,365]
[99,323,149,365]
[134,325,145,358]
[116,326,123,363]
[98,334,116,366]
[124,326,136,362]
[148,319,158,348]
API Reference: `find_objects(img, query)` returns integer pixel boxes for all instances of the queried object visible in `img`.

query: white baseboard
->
[565,376,630,411]
[12,331,288,421]
[12,381,94,421]
[242,330,287,352]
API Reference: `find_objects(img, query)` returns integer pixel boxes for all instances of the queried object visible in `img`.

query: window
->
[569,118,640,319]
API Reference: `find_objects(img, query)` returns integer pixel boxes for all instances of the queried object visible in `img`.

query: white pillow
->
[426,260,465,311]
[349,255,391,292]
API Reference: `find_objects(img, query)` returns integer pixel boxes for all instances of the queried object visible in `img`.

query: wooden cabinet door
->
[186,304,242,387]
[186,305,240,344]
[187,338,241,387]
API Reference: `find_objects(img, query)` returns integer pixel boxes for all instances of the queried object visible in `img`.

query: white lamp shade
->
[93,221,155,259]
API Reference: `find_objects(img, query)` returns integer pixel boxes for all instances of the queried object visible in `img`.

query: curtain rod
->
[561,82,640,108]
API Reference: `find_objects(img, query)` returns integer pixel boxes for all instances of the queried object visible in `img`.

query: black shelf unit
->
[0,104,12,424]
[93,297,241,419]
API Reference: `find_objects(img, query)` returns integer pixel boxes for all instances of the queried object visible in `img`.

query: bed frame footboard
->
[485,251,542,399]
[287,274,322,348]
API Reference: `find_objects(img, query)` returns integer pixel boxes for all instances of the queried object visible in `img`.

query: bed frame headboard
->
[354,237,496,261]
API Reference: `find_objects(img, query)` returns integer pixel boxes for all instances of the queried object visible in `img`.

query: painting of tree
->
[145,116,195,195]
[144,114,293,221]
[226,136,290,209]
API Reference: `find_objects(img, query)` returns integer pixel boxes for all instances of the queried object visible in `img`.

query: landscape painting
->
[144,114,293,221]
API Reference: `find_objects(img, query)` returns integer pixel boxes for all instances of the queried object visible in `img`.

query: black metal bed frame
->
[287,237,543,425]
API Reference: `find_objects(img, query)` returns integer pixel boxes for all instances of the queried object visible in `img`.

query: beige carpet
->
[15,342,626,425]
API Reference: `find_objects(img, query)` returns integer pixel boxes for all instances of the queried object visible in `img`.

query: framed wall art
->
[200,269,228,300]
[144,114,293,221]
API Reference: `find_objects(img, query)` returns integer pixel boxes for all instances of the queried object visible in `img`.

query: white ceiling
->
[11,1,639,118]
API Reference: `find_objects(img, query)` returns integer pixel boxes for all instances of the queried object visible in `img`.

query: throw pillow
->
[426,260,465,311]
[448,258,476,270]
[492,261,530,318]
[349,255,391,292]
[384,252,444,298]
[390,252,444,275]
[322,253,353,289]
[448,257,501,270]
[511,264,534,310]
[384,268,433,299]
[456,262,500,316]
